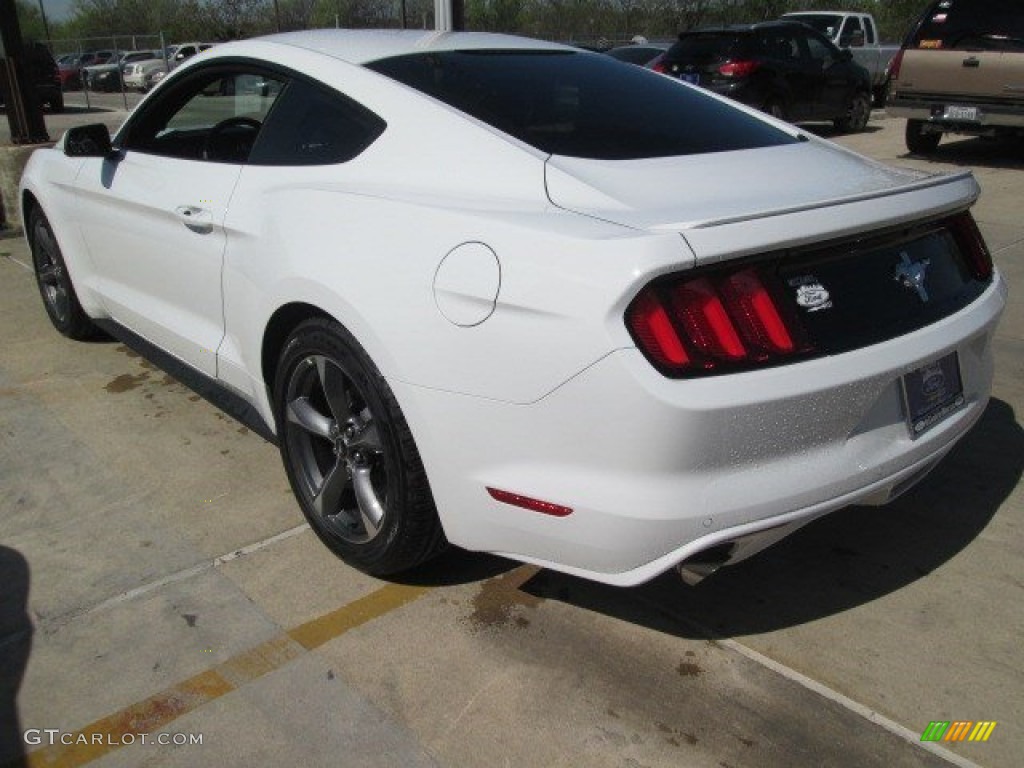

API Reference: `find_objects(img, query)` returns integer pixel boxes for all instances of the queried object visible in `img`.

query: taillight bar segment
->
[948,211,993,281]
[627,265,810,377]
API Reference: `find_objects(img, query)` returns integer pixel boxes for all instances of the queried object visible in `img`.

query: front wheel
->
[29,208,97,339]
[274,318,445,576]
[834,91,871,133]
[906,119,941,154]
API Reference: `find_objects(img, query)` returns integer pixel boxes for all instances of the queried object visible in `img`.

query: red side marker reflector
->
[487,487,573,517]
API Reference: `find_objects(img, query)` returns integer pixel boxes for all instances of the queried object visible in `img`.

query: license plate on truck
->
[944,105,979,121]
[901,351,965,438]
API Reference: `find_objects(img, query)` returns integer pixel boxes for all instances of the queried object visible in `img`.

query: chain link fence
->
[49,34,168,112]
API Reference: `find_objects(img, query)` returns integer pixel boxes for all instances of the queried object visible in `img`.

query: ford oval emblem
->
[795,283,833,312]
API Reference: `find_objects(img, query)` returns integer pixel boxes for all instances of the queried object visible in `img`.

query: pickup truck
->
[886,0,1024,154]
[781,11,900,104]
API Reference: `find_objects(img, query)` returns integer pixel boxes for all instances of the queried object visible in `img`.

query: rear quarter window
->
[366,50,797,160]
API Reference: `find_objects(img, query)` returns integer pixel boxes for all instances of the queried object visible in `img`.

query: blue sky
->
[40,0,74,22]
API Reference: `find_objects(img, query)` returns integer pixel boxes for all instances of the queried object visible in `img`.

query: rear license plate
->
[900,351,965,438]
[944,105,979,121]
[681,73,700,85]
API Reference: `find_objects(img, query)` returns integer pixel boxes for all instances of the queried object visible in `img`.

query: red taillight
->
[670,279,746,360]
[948,211,993,281]
[487,488,573,517]
[888,48,905,81]
[626,267,809,376]
[719,60,760,78]
[628,290,690,366]
[652,61,667,74]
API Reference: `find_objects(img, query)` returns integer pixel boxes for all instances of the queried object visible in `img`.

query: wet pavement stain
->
[181,613,198,628]
[104,372,150,393]
[468,566,543,630]
[115,345,140,358]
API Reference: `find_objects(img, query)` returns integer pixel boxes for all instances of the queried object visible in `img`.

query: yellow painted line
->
[289,583,429,651]
[17,583,430,768]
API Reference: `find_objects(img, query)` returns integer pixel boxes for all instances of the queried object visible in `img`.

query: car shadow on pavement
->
[0,545,32,766]
[803,123,883,139]
[903,135,1024,170]
[518,397,1022,639]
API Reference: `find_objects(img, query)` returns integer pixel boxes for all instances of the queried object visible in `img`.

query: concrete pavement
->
[0,110,1021,768]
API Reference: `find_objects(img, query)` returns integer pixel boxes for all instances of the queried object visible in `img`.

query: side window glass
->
[863,18,876,45]
[249,78,386,166]
[764,32,798,62]
[124,70,286,163]
[805,35,834,66]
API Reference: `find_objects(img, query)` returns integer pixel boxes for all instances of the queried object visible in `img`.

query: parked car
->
[123,43,214,92]
[780,10,899,104]
[56,53,83,90]
[0,40,63,112]
[655,22,873,132]
[123,55,170,92]
[887,0,1024,154]
[21,30,1005,587]
[83,50,159,92]
[606,43,669,66]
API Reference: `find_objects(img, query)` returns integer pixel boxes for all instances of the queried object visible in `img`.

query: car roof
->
[253,29,572,65]
[682,21,808,35]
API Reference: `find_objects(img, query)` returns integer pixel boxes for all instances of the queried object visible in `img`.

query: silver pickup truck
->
[781,11,900,105]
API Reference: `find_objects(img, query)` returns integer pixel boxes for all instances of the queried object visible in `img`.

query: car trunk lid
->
[544,140,978,257]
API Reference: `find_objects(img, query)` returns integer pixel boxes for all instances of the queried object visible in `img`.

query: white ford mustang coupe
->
[20,30,1006,586]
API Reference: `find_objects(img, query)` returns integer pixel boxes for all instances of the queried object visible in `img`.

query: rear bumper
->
[397,272,1006,586]
[888,96,1024,129]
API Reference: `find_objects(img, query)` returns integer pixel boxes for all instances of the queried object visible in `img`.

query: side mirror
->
[64,124,114,158]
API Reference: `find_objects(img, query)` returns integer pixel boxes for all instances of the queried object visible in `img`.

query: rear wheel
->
[835,91,871,133]
[29,208,97,339]
[906,119,941,154]
[274,318,446,576]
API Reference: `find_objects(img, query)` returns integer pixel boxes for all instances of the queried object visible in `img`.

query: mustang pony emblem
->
[894,252,931,302]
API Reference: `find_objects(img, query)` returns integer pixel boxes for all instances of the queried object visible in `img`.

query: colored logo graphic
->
[921,721,997,742]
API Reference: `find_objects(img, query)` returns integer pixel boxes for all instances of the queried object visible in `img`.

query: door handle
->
[175,205,213,234]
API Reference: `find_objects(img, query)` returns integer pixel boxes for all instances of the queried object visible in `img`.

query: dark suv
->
[887,0,1024,153]
[0,40,63,112]
[655,21,872,132]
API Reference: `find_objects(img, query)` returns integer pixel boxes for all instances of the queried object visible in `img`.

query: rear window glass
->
[911,0,1024,51]
[666,33,752,63]
[366,50,796,160]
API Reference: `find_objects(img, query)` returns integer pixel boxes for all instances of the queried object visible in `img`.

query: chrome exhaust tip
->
[676,543,734,586]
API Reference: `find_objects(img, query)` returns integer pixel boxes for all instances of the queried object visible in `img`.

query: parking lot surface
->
[1,109,1022,768]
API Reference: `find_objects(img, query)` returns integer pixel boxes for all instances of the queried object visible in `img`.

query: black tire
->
[906,119,941,154]
[274,317,446,576]
[834,91,871,133]
[28,208,98,340]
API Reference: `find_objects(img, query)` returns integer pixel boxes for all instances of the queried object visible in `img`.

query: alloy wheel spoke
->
[313,459,349,518]
[316,357,354,424]
[352,465,384,538]
[287,396,334,441]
